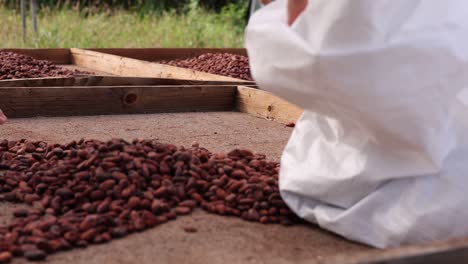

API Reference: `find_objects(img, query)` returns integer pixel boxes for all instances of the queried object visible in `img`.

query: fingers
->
[0,110,7,125]
[288,0,308,26]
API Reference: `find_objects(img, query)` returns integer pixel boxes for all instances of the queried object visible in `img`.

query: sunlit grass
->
[0,5,245,48]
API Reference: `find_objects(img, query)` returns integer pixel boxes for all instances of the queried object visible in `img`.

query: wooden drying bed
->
[1,48,468,264]
[0,48,250,82]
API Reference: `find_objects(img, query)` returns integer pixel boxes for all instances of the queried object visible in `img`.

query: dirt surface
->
[1,112,291,160]
[0,112,373,263]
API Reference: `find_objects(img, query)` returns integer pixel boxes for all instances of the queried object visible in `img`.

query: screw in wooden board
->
[123,92,138,106]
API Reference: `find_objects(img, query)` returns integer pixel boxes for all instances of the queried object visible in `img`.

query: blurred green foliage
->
[1,0,248,13]
[0,0,249,48]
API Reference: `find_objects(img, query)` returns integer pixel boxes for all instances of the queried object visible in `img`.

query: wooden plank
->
[71,48,247,82]
[327,238,468,264]
[59,64,114,76]
[0,48,71,64]
[0,76,255,87]
[236,86,303,124]
[89,48,247,62]
[0,85,236,118]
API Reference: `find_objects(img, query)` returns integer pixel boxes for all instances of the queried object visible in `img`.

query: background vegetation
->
[0,0,248,48]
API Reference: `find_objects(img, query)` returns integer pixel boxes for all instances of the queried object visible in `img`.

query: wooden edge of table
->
[235,86,303,124]
[88,48,248,61]
[0,76,256,87]
[0,48,71,64]
[0,48,247,66]
[326,237,468,264]
[1,48,250,83]
[70,48,248,82]
[0,85,237,118]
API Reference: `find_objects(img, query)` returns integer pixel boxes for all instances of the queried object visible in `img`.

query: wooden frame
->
[0,76,254,88]
[0,85,237,118]
[0,48,251,82]
[0,85,298,123]
[70,48,245,82]
[237,86,303,124]
[87,48,247,63]
[2,48,468,264]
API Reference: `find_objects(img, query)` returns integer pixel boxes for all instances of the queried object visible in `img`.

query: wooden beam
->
[236,86,303,124]
[0,76,256,87]
[329,238,468,264]
[0,49,71,64]
[0,85,236,118]
[89,48,247,62]
[70,48,246,82]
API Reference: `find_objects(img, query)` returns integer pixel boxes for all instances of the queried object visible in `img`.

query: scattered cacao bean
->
[183,226,197,233]
[0,52,91,80]
[12,208,29,218]
[159,53,253,81]
[0,252,12,263]
[0,139,300,262]
[23,247,46,261]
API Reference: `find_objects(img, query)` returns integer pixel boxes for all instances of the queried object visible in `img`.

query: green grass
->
[0,4,246,48]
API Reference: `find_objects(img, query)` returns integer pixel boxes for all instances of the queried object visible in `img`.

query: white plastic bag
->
[246,0,468,248]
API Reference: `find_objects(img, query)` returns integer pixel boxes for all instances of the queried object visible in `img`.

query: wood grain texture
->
[0,48,70,64]
[327,237,468,264]
[0,76,255,87]
[71,48,246,82]
[236,86,303,124]
[0,85,236,118]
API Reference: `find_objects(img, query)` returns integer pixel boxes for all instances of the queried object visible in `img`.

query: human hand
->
[0,109,7,125]
[288,0,308,25]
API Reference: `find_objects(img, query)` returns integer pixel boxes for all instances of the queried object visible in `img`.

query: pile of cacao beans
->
[0,139,298,262]
[0,52,90,80]
[159,53,253,81]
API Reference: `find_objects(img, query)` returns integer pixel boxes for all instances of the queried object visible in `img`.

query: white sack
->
[245,0,468,248]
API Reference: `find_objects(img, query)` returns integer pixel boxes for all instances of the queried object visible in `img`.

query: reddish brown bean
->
[0,251,12,263]
[0,139,298,263]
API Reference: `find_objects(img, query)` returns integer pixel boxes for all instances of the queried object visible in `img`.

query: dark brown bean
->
[13,208,29,218]
[0,251,12,263]
[110,227,127,238]
[0,139,298,263]
[24,248,46,261]
[55,188,74,200]
[175,206,191,215]
[178,200,197,209]
[183,226,197,233]
[127,196,140,209]
[80,229,97,242]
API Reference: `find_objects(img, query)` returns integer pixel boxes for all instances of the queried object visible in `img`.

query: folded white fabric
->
[246,0,468,248]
